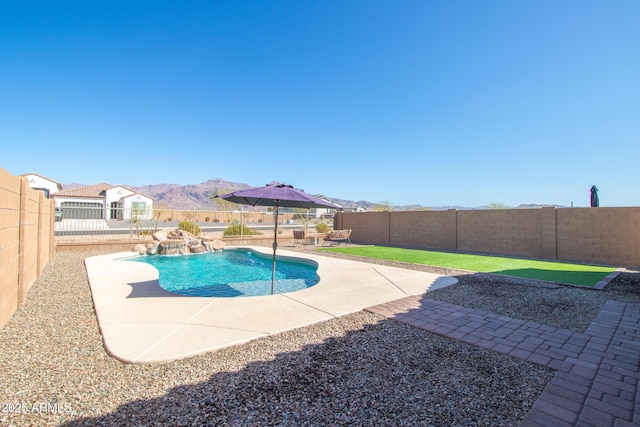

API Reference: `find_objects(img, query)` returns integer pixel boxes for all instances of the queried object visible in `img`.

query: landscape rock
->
[190,245,206,254]
[152,230,169,241]
[132,243,147,255]
[149,229,221,255]
[157,239,187,255]
[5,250,640,426]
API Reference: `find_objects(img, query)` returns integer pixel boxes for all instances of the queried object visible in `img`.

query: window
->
[33,187,50,198]
[131,202,147,219]
[110,201,123,220]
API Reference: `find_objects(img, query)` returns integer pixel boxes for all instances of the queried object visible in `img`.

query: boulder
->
[157,239,187,255]
[150,228,221,255]
[132,244,147,255]
[146,241,160,255]
[167,229,195,240]
[190,245,206,254]
[152,230,169,241]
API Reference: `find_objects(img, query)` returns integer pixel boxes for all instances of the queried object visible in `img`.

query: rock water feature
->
[131,229,225,255]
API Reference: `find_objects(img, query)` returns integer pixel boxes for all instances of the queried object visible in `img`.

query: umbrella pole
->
[271,201,279,294]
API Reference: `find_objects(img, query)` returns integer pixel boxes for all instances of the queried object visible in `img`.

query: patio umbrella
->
[590,185,599,207]
[217,182,342,294]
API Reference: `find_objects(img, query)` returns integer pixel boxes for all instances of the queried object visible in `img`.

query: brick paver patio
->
[366,297,640,427]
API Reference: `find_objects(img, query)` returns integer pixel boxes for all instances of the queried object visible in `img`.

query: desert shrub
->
[316,222,330,233]
[223,224,255,237]
[178,220,201,236]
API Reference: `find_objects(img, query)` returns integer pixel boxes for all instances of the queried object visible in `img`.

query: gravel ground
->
[1,249,639,426]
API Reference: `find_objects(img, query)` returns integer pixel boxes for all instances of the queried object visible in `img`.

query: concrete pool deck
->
[85,247,458,363]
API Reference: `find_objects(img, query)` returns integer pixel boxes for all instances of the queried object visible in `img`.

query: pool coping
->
[84,246,458,364]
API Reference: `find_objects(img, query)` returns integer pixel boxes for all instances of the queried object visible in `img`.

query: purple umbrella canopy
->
[218,181,342,209]
[217,182,342,293]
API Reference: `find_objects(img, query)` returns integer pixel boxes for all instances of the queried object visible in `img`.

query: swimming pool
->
[127,248,319,297]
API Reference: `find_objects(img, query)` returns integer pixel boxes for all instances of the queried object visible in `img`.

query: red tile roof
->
[54,183,112,198]
[54,183,152,200]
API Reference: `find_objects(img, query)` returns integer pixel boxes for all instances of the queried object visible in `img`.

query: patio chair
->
[322,229,352,246]
[293,230,306,246]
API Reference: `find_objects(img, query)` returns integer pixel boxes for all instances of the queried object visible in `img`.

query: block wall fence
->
[0,167,55,331]
[334,207,640,269]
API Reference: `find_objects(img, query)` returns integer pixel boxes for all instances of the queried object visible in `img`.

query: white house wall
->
[105,186,135,206]
[122,193,154,220]
[23,174,60,196]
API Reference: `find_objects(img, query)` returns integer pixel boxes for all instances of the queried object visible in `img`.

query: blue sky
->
[1,1,638,207]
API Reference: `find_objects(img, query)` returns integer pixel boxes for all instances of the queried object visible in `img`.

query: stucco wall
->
[336,206,640,268]
[0,167,55,331]
[22,173,60,196]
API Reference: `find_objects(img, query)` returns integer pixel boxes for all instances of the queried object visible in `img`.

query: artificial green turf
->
[321,246,616,287]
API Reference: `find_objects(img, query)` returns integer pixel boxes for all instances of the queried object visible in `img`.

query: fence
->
[335,207,640,269]
[0,167,55,331]
[53,205,330,242]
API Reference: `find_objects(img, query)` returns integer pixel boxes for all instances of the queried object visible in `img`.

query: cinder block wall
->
[389,210,457,250]
[557,207,640,267]
[338,207,640,268]
[0,169,21,330]
[337,211,390,246]
[0,167,54,331]
[456,208,545,258]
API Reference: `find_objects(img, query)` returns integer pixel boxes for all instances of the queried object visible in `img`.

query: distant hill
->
[132,179,376,210]
[133,178,254,209]
[132,179,379,210]
[60,178,566,211]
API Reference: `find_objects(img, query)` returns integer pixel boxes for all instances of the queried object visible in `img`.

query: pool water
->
[127,249,319,297]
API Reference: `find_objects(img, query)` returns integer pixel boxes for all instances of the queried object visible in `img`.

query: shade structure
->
[590,185,599,207]
[217,182,342,294]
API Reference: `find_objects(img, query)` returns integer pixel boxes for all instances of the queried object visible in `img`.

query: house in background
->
[21,172,63,198]
[343,206,367,213]
[312,195,341,218]
[53,183,154,220]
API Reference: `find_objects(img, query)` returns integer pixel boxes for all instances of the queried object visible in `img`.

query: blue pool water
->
[127,248,319,297]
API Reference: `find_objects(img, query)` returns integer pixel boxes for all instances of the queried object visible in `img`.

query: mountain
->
[515,203,569,209]
[61,178,566,211]
[131,179,413,210]
[61,178,365,210]
[133,178,254,209]
[130,179,391,210]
